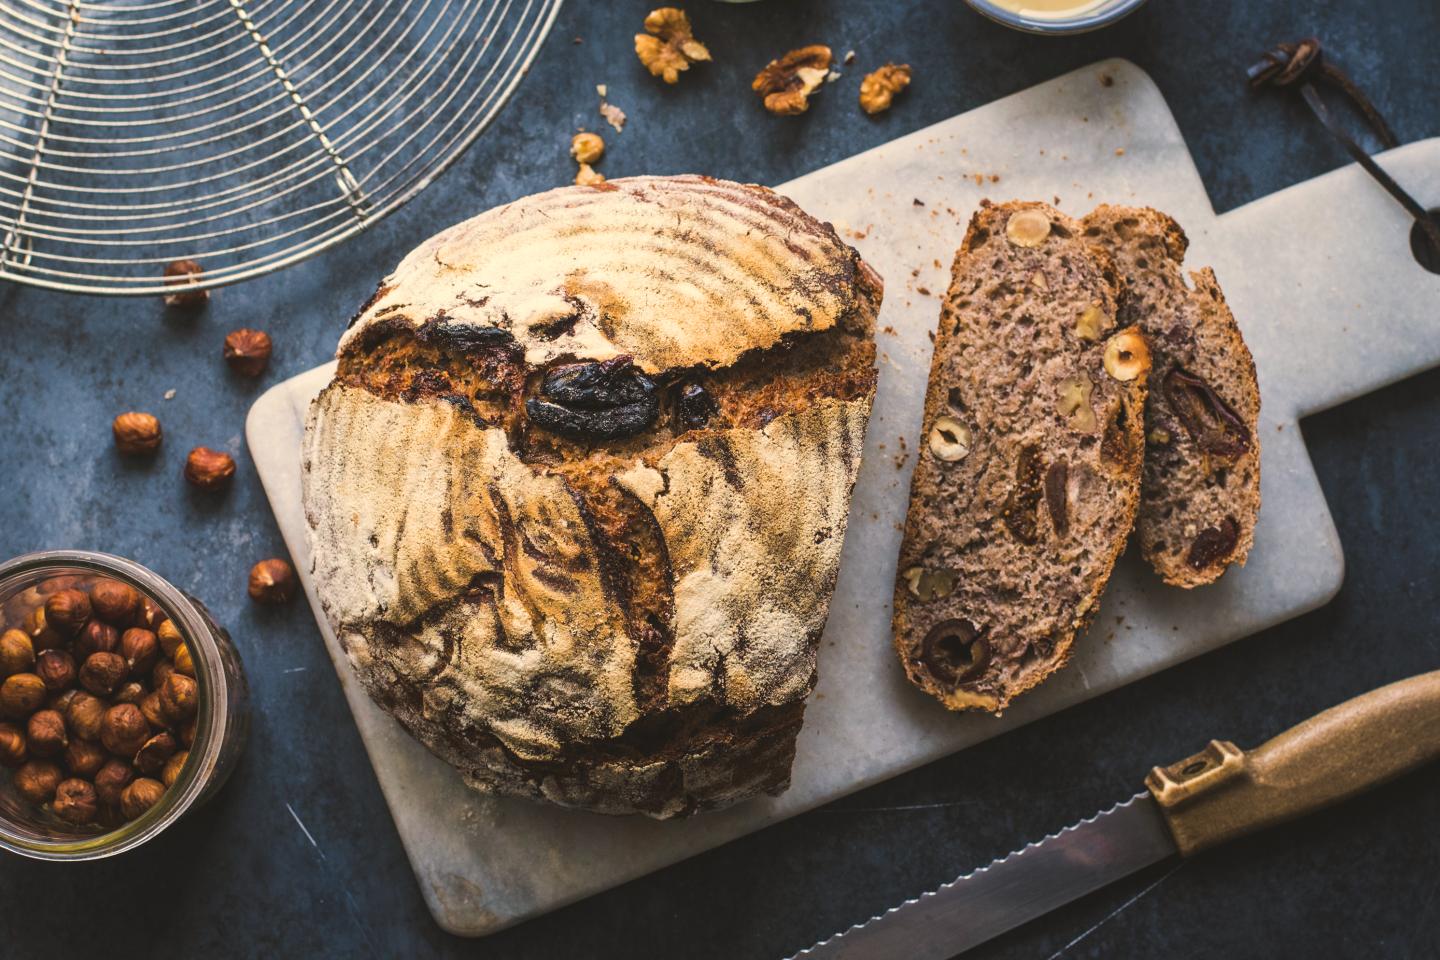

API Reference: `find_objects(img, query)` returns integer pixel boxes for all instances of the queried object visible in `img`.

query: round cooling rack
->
[0,0,563,296]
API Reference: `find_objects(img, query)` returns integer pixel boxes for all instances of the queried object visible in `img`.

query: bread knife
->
[788,670,1440,959]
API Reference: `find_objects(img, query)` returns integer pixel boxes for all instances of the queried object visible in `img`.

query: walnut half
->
[753,45,833,115]
[635,8,711,84]
[859,63,912,115]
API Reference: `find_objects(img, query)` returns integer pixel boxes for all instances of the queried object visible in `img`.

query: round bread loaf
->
[302,175,881,817]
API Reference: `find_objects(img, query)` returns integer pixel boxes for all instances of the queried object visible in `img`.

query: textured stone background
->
[1,1,1437,958]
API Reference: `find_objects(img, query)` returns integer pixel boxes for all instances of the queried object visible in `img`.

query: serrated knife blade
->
[787,793,1176,960]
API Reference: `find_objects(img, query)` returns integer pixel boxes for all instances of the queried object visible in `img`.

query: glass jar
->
[964,0,1148,35]
[0,550,248,860]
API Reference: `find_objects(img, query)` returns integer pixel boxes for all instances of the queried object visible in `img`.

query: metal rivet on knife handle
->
[1146,669,1440,857]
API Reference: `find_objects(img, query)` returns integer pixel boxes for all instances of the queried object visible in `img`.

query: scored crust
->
[1082,206,1261,587]
[304,176,880,817]
[893,201,1147,713]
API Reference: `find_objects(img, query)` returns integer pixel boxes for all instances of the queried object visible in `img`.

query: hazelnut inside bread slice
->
[1082,206,1260,587]
[893,201,1149,713]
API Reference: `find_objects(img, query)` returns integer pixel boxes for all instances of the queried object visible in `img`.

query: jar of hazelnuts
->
[0,551,248,859]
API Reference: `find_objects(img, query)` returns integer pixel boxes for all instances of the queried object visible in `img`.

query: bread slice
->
[893,201,1149,713]
[1082,206,1260,587]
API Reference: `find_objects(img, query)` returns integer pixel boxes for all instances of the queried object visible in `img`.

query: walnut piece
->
[635,7,711,84]
[575,163,607,187]
[570,132,604,165]
[753,45,833,115]
[859,63,912,115]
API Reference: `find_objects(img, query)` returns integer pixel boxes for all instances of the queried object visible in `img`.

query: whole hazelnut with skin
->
[184,447,236,491]
[13,759,62,804]
[152,659,175,691]
[1,673,47,718]
[248,558,296,604]
[79,651,127,696]
[139,691,168,730]
[63,738,106,778]
[121,628,159,676]
[53,778,99,824]
[65,692,107,741]
[162,258,208,310]
[26,606,64,652]
[90,579,142,625]
[121,777,166,819]
[138,597,166,630]
[158,673,198,723]
[179,715,197,748]
[172,643,195,678]
[94,759,134,806]
[35,649,76,691]
[113,682,145,705]
[223,328,272,377]
[0,722,26,767]
[48,688,79,714]
[75,619,120,660]
[0,629,34,676]
[162,750,188,788]
[44,589,91,637]
[25,709,68,757]
[156,619,183,658]
[37,575,84,596]
[100,703,150,757]
[134,732,177,776]
[112,412,163,456]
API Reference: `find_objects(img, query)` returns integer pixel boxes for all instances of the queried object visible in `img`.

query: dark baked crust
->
[1082,206,1261,587]
[892,201,1147,713]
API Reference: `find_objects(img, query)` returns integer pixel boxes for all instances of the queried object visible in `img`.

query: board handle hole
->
[1410,208,1440,275]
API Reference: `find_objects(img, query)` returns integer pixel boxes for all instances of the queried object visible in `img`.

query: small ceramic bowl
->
[965,0,1149,35]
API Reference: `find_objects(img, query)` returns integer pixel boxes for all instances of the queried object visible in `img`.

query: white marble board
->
[246,59,1440,936]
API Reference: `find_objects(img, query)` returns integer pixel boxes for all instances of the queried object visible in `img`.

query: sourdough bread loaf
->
[1082,206,1260,587]
[303,176,880,817]
[893,201,1148,712]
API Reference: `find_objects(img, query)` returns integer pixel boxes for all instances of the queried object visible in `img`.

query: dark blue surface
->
[1,2,1438,958]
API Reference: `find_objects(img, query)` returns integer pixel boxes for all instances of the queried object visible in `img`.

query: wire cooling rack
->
[0,0,562,296]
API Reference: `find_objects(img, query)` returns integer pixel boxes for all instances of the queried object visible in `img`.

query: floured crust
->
[339,175,867,375]
[304,176,880,817]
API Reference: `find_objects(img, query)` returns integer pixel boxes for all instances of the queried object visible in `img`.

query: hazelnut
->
[753,45,832,115]
[152,660,175,691]
[121,628,160,676]
[112,412,163,456]
[34,649,76,692]
[65,692,107,741]
[634,7,711,84]
[156,619,183,658]
[48,688,79,713]
[1,673,47,718]
[0,628,34,676]
[112,683,143,707]
[120,777,166,820]
[1057,376,1097,432]
[75,619,120,660]
[1074,302,1107,342]
[0,722,26,767]
[223,328,273,377]
[90,579,142,625]
[162,258,208,310]
[12,759,63,804]
[79,651,127,697]
[569,132,604,165]
[44,588,91,637]
[139,691,168,730]
[25,709,67,757]
[248,558,296,604]
[63,738,106,778]
[162,750,189,788]
[158,673,198,723]
[859,63,912,115]
[26,606,64,652]
[134,731,178,776]
[138,597,166,630]
[53,778,99,824]
[1005,208,1052,247]
[1102,329,1152,381]
[927,415,972,462]
[901,566,956,602]
[93,759,134,806]
[100,703,150,758]
[37,575,85,596]
[184,447,236,491]
[172,642,195,677]
[179,715,198,748]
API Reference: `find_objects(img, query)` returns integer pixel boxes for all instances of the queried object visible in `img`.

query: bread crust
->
[304,176,880,817]
[1082,206,1261,587]
[893,201,1146,713]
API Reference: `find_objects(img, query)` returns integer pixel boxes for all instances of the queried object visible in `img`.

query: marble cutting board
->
[246,59,1440,935]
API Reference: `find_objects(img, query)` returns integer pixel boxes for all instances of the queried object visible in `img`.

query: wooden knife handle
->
[1145,670,1440,856]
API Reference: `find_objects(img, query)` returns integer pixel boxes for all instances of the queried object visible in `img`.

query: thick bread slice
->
[893,201,1149,713]
[1082,206,1260,587]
